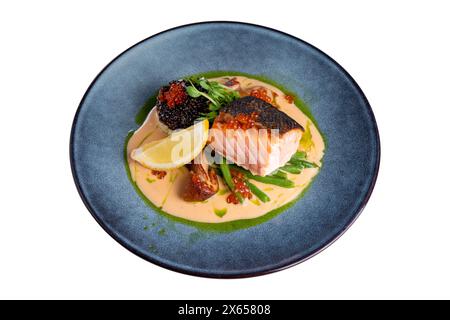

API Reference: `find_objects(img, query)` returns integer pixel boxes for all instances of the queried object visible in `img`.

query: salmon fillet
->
[208,96,304,176]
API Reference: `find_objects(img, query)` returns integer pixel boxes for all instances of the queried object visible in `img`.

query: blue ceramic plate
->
[70,22,380,278]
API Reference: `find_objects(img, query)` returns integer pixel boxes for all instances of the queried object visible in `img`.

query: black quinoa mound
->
[156,80,209,130]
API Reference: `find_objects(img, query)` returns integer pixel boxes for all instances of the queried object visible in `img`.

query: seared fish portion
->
[209,96,304,176]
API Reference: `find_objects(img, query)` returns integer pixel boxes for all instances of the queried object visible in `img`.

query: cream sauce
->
[127,76,325,223]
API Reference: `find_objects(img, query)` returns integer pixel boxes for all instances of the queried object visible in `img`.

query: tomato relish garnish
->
[151,170,167,179]
[249,87,272,104]
[284,94,294,104]
[226,170,252,204]
[158,82,187,108]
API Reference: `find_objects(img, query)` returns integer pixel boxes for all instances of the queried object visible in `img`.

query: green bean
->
[289,158,318,168]
[280,165,302,174]
[287,159,304,168]
[219,161,244,203]
[291,151,307,160]
[271,170,288,179]
[250,175,295,188]
[246,181,270,203]
[219,161,233,187]
[230,165,295,188]
[235,193,245,205]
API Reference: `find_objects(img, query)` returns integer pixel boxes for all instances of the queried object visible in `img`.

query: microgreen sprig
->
[185,77,240,120]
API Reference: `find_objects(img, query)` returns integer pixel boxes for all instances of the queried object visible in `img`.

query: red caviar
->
[151,170,167,179]
[226,193,240,204]
[159,82,187,108]
[226,170,252,204]
[284,94,294,104]
[217,112,259,130]
[249,87,272,104]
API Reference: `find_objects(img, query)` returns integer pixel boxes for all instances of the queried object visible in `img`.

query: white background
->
[1,0,449,300]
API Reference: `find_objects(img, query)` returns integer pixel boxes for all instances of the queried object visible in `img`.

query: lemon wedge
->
[131,120,209,170]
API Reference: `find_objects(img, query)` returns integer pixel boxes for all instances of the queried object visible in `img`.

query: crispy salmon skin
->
[220,96,304,133]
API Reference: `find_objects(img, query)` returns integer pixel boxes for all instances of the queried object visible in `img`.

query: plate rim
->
[70,20,381,278]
